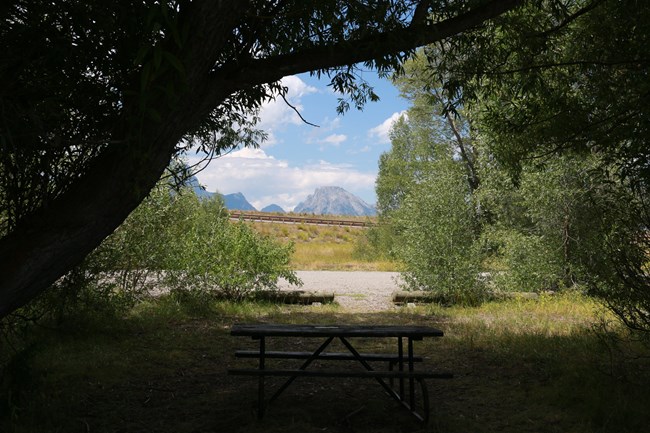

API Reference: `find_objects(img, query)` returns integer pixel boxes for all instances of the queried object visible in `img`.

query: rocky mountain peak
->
[294,186,376,216]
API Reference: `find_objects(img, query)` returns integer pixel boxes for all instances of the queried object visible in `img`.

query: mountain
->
[223,192,257,211]
[261,204,285,213]
[188,176,215,200]
[294,186,376,216]
[187,176,257,211]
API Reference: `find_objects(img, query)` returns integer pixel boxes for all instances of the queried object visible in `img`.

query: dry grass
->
[244,220,398,271]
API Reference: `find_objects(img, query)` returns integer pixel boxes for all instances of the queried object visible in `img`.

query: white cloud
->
[194,148,376,211]
[319,133,347,146]
[367,111,408,145]
[257,76,318,147]
[304,116,344,146]
[347,145,372,155]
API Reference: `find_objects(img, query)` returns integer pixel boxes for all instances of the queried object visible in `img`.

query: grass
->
[3,293,650,433]
[245,220,398,271]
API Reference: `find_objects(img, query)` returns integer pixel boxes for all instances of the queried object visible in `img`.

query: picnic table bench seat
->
[234,349,424,363]
[228,368,453,379]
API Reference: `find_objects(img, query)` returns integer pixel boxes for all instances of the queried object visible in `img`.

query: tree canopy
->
[0,0,526,318]
[374,0,650,330]
[428,0,649,185]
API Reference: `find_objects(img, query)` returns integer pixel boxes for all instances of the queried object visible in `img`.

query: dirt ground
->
[278,270,402,311]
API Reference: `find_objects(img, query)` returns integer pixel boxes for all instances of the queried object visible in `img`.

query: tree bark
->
[0,0,525,318]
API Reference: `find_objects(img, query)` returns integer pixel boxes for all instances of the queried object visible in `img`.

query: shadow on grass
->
[2,301,650,433]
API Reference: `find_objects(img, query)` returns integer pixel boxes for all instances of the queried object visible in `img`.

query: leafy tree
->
[431,0,650,185]
[161,191,299,299]
[28,180,300,320]
[395,159,483,303]
[375,53,483,301]
[0,0,526,318]
[376,53,478,220]
[480,155,618,292]
[426,0,650,330]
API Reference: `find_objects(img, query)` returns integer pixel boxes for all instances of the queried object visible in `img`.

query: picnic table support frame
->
[409,337,415,409]
[251,335,429,422]
[258,337,265,418]
[266,336,335,409]
[229,324,450,424]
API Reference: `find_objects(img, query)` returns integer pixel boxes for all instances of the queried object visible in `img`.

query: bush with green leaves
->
[162,195,300,299]
[395,160,485,305]
[113,185,300,300]
[483,228,563,293]
[12,182,300,322]
[478,155,632,294]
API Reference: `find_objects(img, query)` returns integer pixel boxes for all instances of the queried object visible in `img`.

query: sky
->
[191,71,409,212]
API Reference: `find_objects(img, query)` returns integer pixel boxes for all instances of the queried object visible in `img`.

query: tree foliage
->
[479,155,634,293]
[375,54,483,302]
[429,0,650,329]
[396,159,483,303]
[374,1,650,333]
[0,0,525,317]
[17,180,300,323]
[430,0,650,185]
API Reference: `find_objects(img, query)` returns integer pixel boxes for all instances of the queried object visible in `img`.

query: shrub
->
[12,182,301,321]
[394,161,486,305]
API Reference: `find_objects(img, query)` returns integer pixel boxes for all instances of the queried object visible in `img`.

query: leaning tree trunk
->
[0,123,181,317]
[0,0,248,318]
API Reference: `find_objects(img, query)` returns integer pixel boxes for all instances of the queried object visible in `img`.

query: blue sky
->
[192,71,409,212]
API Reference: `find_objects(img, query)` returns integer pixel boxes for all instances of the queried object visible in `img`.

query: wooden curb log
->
[252,290,335,305]
[392,290,542,305]
[391,291,444,305]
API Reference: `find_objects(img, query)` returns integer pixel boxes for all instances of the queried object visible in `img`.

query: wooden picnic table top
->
[230,323,444,338]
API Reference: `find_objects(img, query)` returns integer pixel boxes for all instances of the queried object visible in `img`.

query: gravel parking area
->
[279,270,404,311]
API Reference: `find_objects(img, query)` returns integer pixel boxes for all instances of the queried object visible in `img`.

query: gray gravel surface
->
[279,271,404,311]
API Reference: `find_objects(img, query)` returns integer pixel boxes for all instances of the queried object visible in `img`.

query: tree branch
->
[280,92,320,127]
[535,0,605,39]
[209,0,525,95]
[410,0,432,28]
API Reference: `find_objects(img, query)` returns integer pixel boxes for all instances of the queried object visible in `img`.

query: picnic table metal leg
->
[268,336,335,404]
[408,337,415,410]
[398,337,404,400]
[418,378,430,425]
[258,336,265,418]
[339,337,400,402]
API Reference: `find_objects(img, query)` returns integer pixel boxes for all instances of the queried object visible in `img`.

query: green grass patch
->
[2,294,649,433]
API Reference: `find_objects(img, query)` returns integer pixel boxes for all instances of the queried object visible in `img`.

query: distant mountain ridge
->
[294,186,376,217]
[187,176,214,200]
[189,177,374,216]
[188,176,257,211]
[261,204,285,213]
[222,192,256,211]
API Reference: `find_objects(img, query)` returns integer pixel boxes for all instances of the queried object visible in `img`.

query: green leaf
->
[153,45,163,70]
[163,51,185,76]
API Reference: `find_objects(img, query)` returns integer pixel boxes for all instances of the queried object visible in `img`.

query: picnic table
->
[228,323,452,423]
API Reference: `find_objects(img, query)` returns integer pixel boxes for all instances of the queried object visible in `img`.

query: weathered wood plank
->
[391,291,445,304]
[392,290,542,304]
[251,291,335,304]
[230,323,444,338]
[234,350,423,362]
[228,368,453,379]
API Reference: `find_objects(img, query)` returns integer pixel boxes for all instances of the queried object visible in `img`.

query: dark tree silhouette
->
[0,0,524,318]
